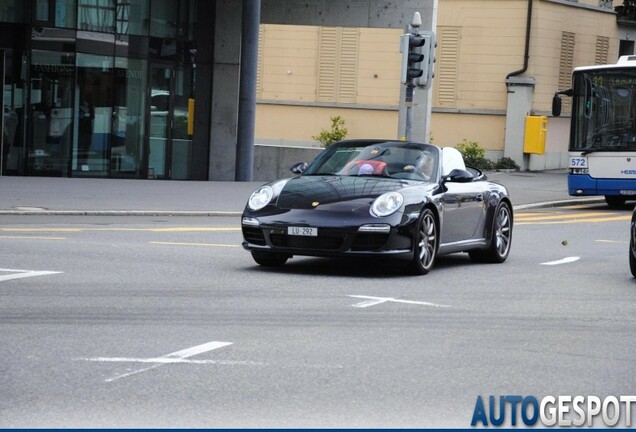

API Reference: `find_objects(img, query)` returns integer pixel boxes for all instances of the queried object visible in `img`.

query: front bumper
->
[241,211,417,258]
[568,174,636,197]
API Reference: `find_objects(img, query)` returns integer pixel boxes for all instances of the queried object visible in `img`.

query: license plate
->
[288,226,318,237]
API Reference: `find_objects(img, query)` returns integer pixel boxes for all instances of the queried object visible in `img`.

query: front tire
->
[251,250,289,267]
[630,220,636,277]
[469,201,512,263]
[408,208,438,275]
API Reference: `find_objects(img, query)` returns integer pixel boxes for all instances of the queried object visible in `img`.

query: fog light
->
[242,217,260,227]
[358,224,391,233]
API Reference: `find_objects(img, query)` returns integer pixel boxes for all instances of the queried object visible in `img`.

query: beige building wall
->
[532,1,618,114]
[255,0,620,167]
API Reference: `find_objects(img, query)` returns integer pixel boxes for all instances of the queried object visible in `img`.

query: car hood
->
[275,175,411,209]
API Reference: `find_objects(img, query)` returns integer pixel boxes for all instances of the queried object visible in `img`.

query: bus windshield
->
[571,68,636,152]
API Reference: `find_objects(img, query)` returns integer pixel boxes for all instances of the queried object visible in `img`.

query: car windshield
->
[303,141,439,181]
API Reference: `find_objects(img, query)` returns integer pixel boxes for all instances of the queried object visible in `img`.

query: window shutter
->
[436,27,460,108]
[256,25,264,99]
[317,27,359,103]
[338,28,359,103]
[559,32,575,112]
[317,27,338,101]
[595,36,609,65]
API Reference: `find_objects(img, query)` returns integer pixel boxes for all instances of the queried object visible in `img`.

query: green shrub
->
[312,116,348,148]
[494,156,520,171]
[455,140,494,170]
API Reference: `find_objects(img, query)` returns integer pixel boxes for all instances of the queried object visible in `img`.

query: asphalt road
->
[0,205,634,428]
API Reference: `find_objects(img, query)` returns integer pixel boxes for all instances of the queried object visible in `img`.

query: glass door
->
[148,64,173,179]
[0,50,4,176]
[74,53,113,177]
[29,50,75,177]
[111,57,147,178]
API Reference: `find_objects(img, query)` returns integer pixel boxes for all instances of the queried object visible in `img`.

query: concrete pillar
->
[235,0,261,181]
[504,76,535,171]
[209,0,242,181]
[397,0,437,143]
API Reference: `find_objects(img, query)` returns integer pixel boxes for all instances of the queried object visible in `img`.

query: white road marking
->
[95,341,233,382]
[348,295,451,309]
[0,268,63,282]
[540,256,581,266]
[77,357,261,366]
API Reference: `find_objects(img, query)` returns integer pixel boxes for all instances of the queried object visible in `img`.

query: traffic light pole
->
[399,12,435,143]
[404,84,414,141]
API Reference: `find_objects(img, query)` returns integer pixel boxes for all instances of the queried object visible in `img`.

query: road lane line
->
[0,269,63,282]
[348,295,451,309]
[103,341,233,382]
[77,357,263,366]
[1,227,240,233]
[149,241,240,247]
[0,235,67,240]
[540,256,581,266]
[515,211,614,221]
[516,215,630,225]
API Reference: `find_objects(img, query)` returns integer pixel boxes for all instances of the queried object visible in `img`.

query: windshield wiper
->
[581,145,630,155]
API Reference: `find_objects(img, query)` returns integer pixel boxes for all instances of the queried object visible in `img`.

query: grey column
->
[235,0,261,181]
[209,1,242,181]
[504,76,536,171]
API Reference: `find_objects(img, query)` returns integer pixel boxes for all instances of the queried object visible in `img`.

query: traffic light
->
[417,31,436,89]
[400,31,436,89]
[400,33,426,84]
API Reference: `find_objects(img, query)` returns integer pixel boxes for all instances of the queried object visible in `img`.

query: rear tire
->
[631,220,636,277]
[605,195,627,207]
[251,250,289,267]
[469,201,512,263]
[408,208,438,275]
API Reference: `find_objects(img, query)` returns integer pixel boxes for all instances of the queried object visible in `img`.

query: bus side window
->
[584,77,593,119]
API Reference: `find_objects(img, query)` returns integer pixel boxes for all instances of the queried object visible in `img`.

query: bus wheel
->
[605,195,627,207]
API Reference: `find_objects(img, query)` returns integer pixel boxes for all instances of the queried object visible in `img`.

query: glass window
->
[55,0,76,28]
[117,0,149,36]
[78,0,116,33]
[2,49,26,175]
[0,0,26,23]
[35,0,50,21]
[150,0,175,38]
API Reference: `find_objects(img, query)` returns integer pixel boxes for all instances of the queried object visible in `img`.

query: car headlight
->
[247,180,289,211]
[248,186,274,211]
[370,192,404,217]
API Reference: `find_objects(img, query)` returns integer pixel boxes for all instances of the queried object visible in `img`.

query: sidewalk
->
[0,170,601,216]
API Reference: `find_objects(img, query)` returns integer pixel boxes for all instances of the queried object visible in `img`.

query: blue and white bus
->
[554,56,636,206]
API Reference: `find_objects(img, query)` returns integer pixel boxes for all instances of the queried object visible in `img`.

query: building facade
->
[254,0,620,171]
[0,0,207,179]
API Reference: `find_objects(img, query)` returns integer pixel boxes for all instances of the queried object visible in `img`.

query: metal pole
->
[235,0,261,181]
[405,85,414,141]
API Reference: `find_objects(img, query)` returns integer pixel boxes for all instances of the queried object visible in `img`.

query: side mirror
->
[290,162,308,175]
[552,93,562,117]
[444,168,474,183]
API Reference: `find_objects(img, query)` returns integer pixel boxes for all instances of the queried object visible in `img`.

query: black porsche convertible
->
[241,139,513,274]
